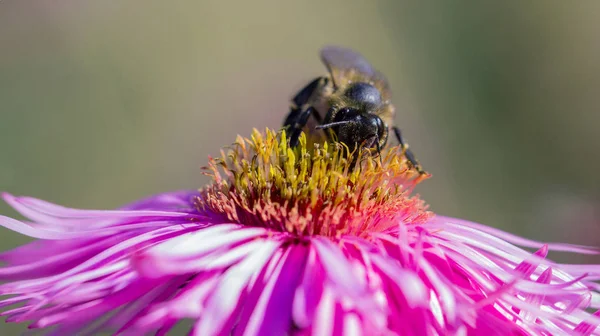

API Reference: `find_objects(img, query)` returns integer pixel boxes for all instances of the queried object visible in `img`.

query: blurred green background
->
[1,1,599,333]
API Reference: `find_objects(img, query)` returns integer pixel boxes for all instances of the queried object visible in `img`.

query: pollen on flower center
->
[195,128,433,238]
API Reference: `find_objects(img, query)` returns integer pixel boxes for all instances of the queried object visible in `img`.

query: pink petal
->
[192,239,280,336]
[120,190,199,211]
[433,216,600,255]
[311,237,367,298]
[132,229,274,278]
[292,246,325,329]
[235,244,308,336]
[3,193,197,222]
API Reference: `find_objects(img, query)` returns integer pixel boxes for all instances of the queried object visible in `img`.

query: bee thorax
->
[344,82,382,108]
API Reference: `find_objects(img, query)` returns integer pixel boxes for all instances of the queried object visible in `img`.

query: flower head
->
[0,128,599,335]
[199,129,431,237]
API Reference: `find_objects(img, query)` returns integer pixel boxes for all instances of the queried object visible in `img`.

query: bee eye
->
[339,107,352,116]
[378,119,386,138]
[333,107,357,122]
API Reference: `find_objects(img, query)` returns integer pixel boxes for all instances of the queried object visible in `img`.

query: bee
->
[284,46,424,173]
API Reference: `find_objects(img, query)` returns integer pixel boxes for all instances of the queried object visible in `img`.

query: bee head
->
[317,107,387,152]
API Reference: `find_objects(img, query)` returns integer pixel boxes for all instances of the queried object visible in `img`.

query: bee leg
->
[375,136,383,166]
[284,77,325,127]
[393,126,425,173]
[288,106,317,147]
[293,77,325,107]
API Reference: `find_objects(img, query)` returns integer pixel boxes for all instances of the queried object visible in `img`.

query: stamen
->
[195,129,432,238]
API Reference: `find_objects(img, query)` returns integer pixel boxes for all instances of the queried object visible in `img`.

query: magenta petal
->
[3,193,196,221]
[370,253,428,309]
[311,237,367,297]
[131,272,222,331]
[146,224,266,259]
[513,244,548,276]
[0,215,82,239]
[575,310,600,336]
[310,287,337,336]
[192,240,281,336]
[519,267,553,323]
[133,233,273,278]
[0,236,115,265]
[235,244,308,336]
[0,235,121,280]
[433,215,600,255]
[31,278,161,329]
[120,190,199,211]
[0,189,599,335]
[293,246,325,329]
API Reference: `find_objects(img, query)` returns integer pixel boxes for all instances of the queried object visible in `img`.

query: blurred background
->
[1,1,599,332]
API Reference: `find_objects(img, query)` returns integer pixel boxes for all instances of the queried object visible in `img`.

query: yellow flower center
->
[195,129,432,238]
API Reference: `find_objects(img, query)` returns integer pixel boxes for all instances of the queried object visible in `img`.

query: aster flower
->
[1,129,599,335]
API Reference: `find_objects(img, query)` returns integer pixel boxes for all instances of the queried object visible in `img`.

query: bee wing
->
[320,46,376,78]
[320,46,392,99]
[372,70,392,100]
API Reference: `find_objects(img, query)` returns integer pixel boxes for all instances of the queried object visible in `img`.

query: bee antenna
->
[315,121,352,130]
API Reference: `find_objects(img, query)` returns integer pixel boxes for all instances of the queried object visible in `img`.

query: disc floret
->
[197,128,432,238]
